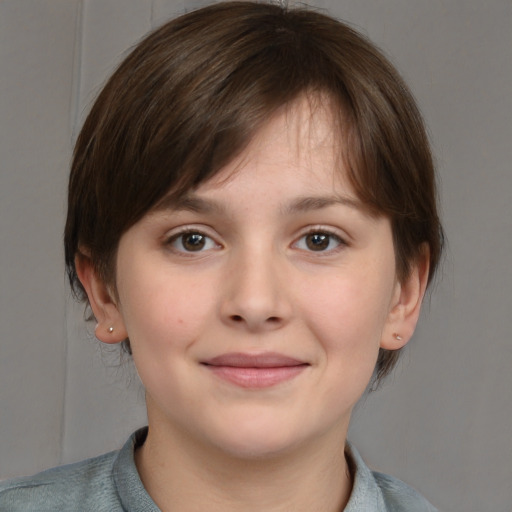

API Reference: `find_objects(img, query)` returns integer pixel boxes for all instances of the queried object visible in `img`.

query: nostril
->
[229,315,281,324]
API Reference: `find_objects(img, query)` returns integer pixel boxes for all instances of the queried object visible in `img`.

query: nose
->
[220,247,292,332]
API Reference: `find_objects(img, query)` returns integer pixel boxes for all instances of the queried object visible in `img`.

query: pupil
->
[183,233,205,251]
[306,233,329,251]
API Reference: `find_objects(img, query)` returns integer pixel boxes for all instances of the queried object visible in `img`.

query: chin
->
[205,414,310,460]
[215,435,301,461]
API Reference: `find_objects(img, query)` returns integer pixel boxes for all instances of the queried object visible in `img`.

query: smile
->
[201,352,309,389]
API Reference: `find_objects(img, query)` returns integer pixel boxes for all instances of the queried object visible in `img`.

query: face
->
[89,98,419,459]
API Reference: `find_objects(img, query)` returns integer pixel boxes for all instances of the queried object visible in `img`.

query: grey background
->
[1,1,511,510]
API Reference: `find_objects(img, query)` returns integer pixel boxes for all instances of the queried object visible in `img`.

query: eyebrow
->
[153,193,365,217]
[282,195,365,215]
[154,194,226,215]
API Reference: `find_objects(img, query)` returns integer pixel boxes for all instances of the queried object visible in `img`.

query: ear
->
[75,253,128,344]
[381,245,430,350]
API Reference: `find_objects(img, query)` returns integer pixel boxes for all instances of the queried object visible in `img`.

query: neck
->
[135,419,352,512]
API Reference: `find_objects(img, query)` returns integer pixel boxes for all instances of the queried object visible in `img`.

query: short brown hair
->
[65,1,443,385]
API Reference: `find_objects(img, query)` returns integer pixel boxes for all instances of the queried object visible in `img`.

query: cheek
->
[117,264,217,353]
[300,278,387,412]
[298,269,394,365]
[117,267,219,409]
[305,274,390,330]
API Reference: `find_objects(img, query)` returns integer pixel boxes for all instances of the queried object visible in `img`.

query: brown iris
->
[305,233,330,251]
[181,233,206,251]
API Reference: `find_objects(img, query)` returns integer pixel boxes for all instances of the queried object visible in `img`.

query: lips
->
[201,352,309,388]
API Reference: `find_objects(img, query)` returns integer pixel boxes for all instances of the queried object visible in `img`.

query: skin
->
[77,97,429,512]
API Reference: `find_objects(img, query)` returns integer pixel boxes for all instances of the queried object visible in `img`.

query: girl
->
[0,2,442,510]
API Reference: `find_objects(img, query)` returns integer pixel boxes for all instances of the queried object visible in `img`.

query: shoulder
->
[372,471,439,512]
[345,443,438,512]
[0,450,121,512]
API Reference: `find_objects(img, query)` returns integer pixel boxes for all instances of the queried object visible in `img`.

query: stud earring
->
[108,326,114,333]
[394,333,402,341]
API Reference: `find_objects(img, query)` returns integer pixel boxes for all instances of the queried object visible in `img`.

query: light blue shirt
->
[0,428,438,511]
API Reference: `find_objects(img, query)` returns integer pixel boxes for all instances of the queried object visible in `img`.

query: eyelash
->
[164,227,348,255]
[165,229,220,254]
[294,228,347,254]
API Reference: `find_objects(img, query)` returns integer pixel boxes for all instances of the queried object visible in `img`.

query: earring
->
[108,326,114,333]
[394,333,403,341]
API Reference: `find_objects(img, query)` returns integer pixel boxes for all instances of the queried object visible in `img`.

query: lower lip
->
[204,365,307,388]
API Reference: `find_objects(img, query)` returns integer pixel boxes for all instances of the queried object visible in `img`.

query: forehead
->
[149,95,370,221]
[201,95,348,193]
[149,92,376,222]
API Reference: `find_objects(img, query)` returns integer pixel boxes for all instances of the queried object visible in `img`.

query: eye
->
[295,231,345,252]
[167,231,219,253]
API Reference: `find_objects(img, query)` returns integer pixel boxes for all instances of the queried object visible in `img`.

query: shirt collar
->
[112,428,387,512]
